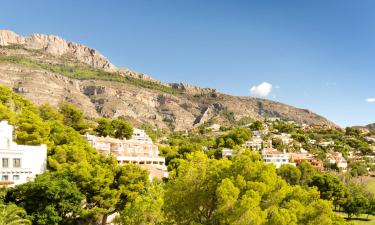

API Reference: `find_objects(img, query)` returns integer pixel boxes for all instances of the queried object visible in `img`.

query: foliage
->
[0,54,182,95]
[0,203,31,225]
[216,127,252,148]
[117,182,166,225]
[5,172,84,225]
[277,164,301,185]
[164,150,347,225]
[349,162,369,177]
[309,174,349,209]
[95,118,133,139]
[249,120,264,131]
[0,86,149,224]
[59,103,89,134]
[342,183,370,219]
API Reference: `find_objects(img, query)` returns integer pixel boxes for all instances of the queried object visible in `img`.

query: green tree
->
[95,118,133,139]
[342,183,369,219]
[38,103,63,121]
[95,118,114,137]
[64,158,150,225]
[59,103,89,134]
[5,172,84,225]
[111,119,133,139]
[277,164,301,185]
[117,182,165,225]
[298,161,318,186]
[165,150,346,225]
[250,121,264,131]
[0,203,31,225]
[15,110,50,145]
[349,162,368,177]
[308,174,349,210]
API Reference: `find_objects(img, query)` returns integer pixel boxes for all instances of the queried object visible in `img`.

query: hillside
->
[0,30,336,130]
[367,123,375,132]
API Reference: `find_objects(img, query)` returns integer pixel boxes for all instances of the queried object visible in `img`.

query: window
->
[1,175,8,181]
[13,158,21,168]
[13,175,20,181]
[2,158,8,168]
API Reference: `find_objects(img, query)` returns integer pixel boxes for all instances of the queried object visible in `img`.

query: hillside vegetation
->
[0,86,356,225]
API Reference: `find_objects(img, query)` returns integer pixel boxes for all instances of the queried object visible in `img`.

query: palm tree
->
[0,203,31,225]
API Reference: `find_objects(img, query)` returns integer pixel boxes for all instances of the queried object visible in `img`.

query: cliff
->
[0,30,337,130]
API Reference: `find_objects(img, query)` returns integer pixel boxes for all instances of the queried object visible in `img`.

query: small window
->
[13,175,20,181]
[13,158,21,168]
[1,175,9,181]
[2,158,8,168]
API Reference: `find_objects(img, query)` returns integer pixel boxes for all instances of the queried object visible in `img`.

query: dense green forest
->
[0,86,374,225]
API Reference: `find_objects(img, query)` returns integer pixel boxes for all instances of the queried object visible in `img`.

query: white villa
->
[84,129,168,179]
[319,141,335,147]
[0,121,47,186]
[221,148,235,158]
[273,133,293,145]
[261,148,295,168]
[243,137,262,151]
[327,152,348,171]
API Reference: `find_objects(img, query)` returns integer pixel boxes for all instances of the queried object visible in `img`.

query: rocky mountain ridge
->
[0,30,337,130]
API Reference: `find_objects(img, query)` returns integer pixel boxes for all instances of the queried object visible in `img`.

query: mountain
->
[0,30,337,130]
[367,123,375,132]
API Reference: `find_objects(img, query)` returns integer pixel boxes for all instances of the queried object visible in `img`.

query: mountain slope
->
[0,30,337,130]
[367,123,375,132]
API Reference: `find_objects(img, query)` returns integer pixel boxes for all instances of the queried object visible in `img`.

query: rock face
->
[0,30,337,130]
[0,30,116,72]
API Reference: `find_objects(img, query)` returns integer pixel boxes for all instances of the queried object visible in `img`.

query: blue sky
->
[1,0,374,127]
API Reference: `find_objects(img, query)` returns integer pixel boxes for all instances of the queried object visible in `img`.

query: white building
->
[243,137,263,151]
[327,152,348,171]
[0,121,47,186]
[319,141,335,147]
[261,148,295,168]
[273,133,293,145]
[221,148,234,158]
[84,129,168,179]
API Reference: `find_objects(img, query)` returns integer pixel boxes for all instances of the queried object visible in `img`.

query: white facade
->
[0,121,47,186]
[319,141,335,147]
[273,133,293,145]
[261,148,295,168]
[243,137,263,151]
[221,148,234,158]
[327,152,348,171]
[84,129,168,179]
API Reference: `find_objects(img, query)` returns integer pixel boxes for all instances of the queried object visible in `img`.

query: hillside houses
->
[273,133,293,145]
[84,129,168,179]
[0,121,47,186]
[261,148,295,168]
[289,151,323,171]
[319,141,335,147]
[327,152,348,171]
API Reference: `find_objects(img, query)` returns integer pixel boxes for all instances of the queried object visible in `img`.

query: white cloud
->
[250,82,273,97]
[366,98,375,103]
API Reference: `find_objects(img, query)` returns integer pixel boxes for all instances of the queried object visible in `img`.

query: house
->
[261,148,295,168]
[84,129,168,179]
[273,133,293,145]
[243,137,263,151]
[327,152,348,171]
[0,121,47,186]
[289,150,323,171]
[221,148,235,158]
[319,141,335,147]
[308,139,317,145]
